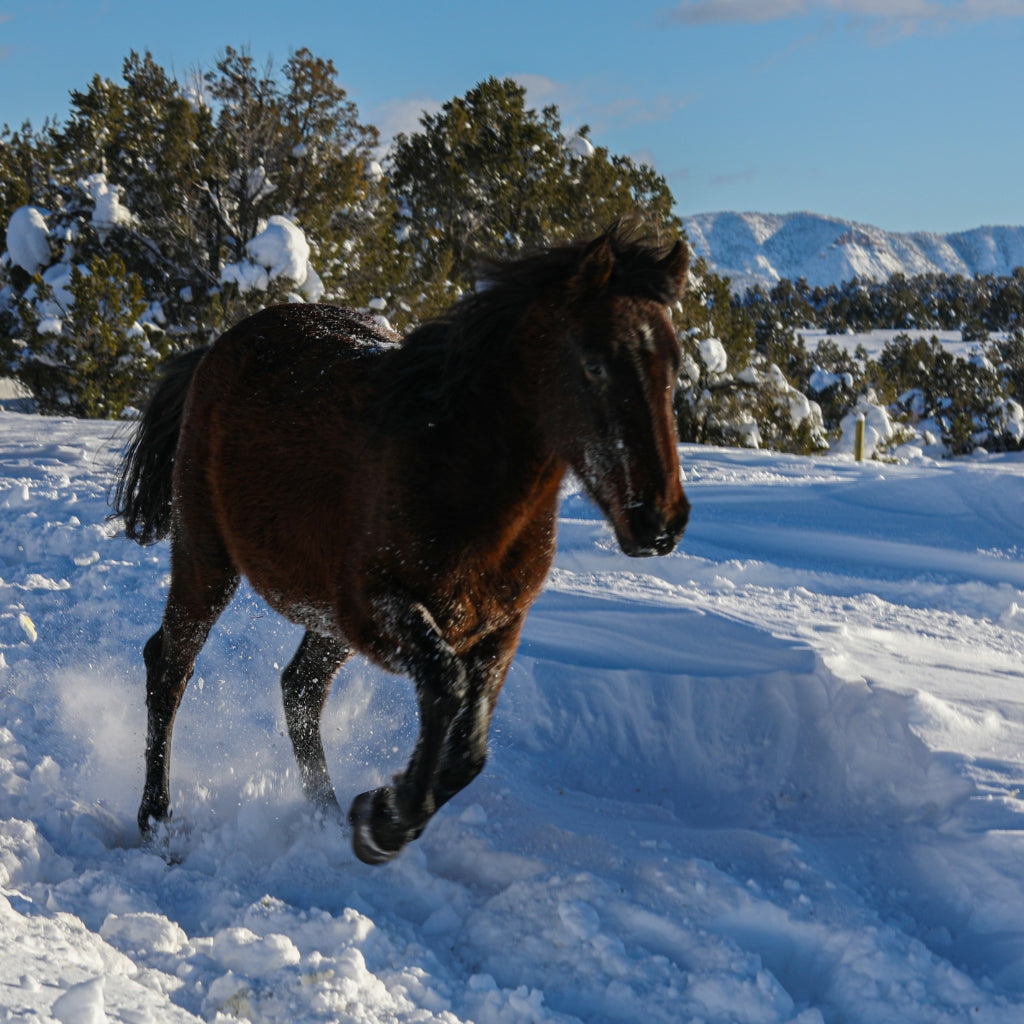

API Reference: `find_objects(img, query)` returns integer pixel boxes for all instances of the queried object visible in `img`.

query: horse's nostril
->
[653,525,683,555]
[623,501,687,557]
[651,503,689,555]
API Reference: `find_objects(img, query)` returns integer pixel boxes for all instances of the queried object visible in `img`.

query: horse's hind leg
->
[281,630,351,817]
[138,543,239,834]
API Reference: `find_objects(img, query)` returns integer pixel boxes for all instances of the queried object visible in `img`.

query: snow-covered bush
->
[833,393,907,459]
[9,252,167,417]
[675,327,828,454]
[220,216,324,302]
[0,49,393,416]
[6,205,51,274]
[674,261,826,454]
[877,334,1021,455]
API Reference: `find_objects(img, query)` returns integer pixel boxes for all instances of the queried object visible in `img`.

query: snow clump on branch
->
[220,216,324,302]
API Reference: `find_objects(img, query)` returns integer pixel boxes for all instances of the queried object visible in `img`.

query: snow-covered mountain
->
[682,211,1024,291]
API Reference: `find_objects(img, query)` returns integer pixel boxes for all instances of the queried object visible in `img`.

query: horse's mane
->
[377,222,683,430]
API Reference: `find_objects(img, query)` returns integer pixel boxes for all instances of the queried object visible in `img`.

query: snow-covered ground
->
[799,327,987,362]
[2,409,1024,1023]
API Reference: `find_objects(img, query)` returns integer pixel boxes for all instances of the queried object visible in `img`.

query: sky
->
[1,0,1023,234]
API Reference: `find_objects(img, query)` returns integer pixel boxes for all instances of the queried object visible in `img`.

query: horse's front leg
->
[431,626,519,811]
[350,599,467,864]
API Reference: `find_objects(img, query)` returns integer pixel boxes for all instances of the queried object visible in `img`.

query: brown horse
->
[113,224,690,864]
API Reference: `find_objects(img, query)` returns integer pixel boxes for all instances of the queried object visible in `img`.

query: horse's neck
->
[427,333,566,523]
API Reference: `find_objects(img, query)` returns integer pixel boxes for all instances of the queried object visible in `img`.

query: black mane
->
[377,223,683,429]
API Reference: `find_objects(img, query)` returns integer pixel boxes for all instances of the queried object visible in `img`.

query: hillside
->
[682,211,1024,291]
[2,410,1024,1022]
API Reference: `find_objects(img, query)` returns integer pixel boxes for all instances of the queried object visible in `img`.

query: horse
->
[112,224,691,864]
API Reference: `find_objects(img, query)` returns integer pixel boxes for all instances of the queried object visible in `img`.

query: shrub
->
[9,253,166,417]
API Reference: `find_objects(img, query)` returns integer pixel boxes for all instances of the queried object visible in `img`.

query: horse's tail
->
[112,346,209,545]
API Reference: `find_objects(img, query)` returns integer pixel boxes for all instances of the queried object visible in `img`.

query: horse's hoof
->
[311,791,345,827]
[137,812,190,864]
[348,787,412,865]
[138,804,169,836]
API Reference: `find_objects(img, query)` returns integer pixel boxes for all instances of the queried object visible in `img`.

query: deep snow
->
[2,409,1024,1023]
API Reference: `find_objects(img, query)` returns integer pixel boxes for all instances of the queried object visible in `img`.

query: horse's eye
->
[583,358,609,384]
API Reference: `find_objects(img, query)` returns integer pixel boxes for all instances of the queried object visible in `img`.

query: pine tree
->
[388,77,681,317]
[14,253,164,417]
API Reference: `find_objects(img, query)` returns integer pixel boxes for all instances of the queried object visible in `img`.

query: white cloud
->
[371,96,444,149]
[664,0,1024,27]
[514,74,691,135]
[667,0,812,23]
[374,74,689,161]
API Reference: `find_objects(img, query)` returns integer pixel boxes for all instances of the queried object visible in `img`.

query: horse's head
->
[546,231,691,557]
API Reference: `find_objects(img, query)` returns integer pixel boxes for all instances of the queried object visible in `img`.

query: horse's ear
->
[576,235,616,294]
[659,240,690,299]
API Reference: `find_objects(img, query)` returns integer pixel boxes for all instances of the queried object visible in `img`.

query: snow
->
[566,136,595,160]
[220,216,323,302]
[807,369,853,394]
[684,211,1024,291]
[2,409,1024,1023]
[800,328,984,362]
[245,216,309,283]
[6,206,51,274]
[79,175,133,239]
[699,337,728,374]
[51,977,108,1024]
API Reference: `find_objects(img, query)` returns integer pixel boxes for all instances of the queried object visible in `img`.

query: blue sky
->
[2,0,1022,234]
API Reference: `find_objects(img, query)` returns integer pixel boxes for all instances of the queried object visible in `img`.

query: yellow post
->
[854,414,866,462]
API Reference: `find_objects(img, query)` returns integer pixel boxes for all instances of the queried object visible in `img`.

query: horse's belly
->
[275,596,346,639]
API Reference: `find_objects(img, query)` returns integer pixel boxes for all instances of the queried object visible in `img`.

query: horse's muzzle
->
[620,499,690,557]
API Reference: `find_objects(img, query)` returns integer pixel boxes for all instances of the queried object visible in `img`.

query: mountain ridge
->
[681,211,1024,291]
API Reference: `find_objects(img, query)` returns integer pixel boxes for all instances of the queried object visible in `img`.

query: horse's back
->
[189,302,397,417]
[174,305,398,622]
[199,303,397,389]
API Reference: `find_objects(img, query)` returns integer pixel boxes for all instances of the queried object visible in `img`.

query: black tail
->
[112,347,209,545]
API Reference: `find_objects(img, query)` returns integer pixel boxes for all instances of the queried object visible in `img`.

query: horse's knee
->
[281,633,347,728]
